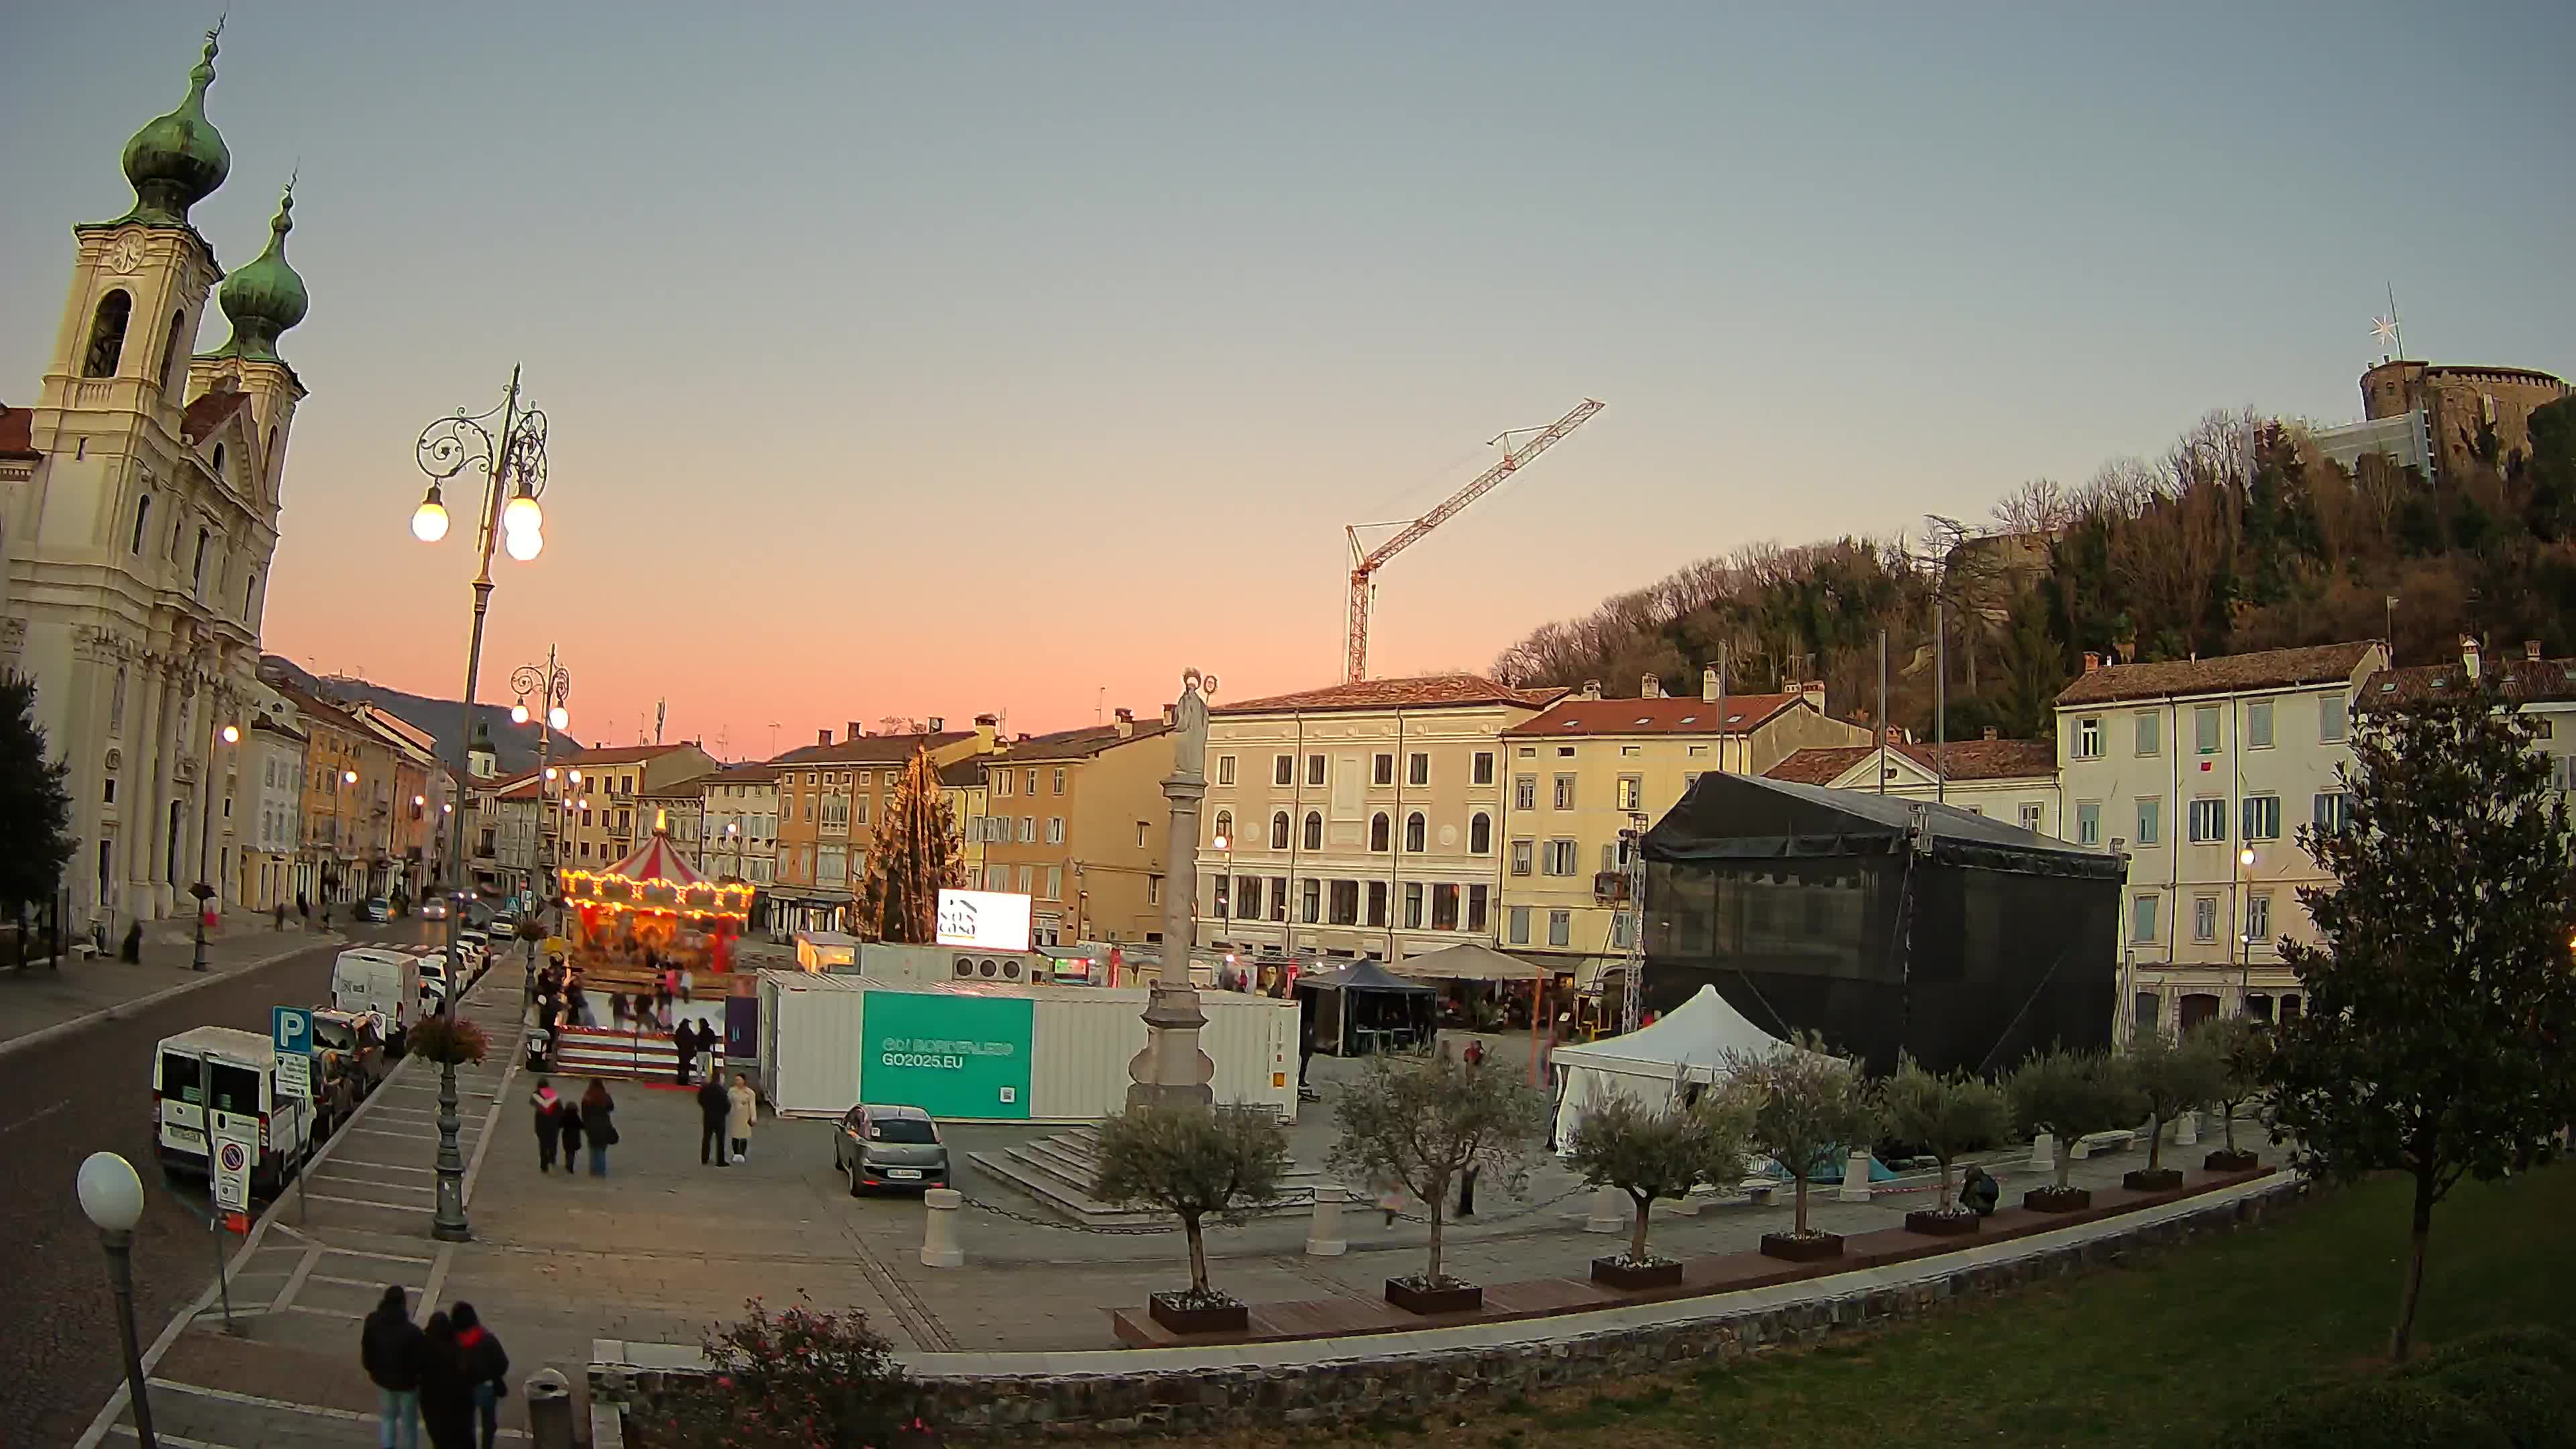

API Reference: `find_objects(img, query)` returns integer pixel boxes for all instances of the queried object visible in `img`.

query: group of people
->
[671,1016,721,1085]
[361,1287,508,1449]
[529,1076,618,1175]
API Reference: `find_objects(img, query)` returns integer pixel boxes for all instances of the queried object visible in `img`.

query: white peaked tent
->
[1549,985,1794,1147]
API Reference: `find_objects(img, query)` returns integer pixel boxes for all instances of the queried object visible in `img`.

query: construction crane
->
[1343,398,1604,682]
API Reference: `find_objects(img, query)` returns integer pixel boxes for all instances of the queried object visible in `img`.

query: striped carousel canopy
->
[559,822,753,920]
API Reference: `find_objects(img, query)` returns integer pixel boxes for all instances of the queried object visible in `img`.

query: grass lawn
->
[1189,1164,2575,1448]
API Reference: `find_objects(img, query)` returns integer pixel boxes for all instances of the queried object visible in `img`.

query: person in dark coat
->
[697,1071,732,1167]
[119,919,144,963]
[555,1085,584,1172]
[417,1310,476,1449]
[361,1285,427,1449]
[530,1079,562,1173]
[580,1079,616,1176]
[1960,1164,2001,1216]
[449,1301,509,1449]
[672,1018,696,1085]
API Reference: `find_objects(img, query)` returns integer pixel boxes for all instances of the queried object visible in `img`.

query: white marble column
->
[125,663,168,918]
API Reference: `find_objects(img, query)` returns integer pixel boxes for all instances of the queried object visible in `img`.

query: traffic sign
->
[212,1132,253,1213]
[272,1006,313,1056]
[276,1052,312,1100]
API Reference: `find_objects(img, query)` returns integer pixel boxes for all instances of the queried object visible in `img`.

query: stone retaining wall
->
[599,1177,2306,1438]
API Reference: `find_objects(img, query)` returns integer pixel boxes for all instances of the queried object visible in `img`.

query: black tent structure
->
[1295,959,1440,1057]
[1639,773,2124,1077]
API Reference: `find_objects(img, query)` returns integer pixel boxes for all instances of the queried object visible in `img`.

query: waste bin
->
[523,1368,575,1449]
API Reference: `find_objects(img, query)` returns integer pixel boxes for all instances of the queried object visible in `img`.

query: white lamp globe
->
[220,724,239,744]
[511,703,529,725]
[410,492,450,543]
[77,1151,145,1232]
[547,705,569,731]
[502,490,543,538]
[503,527,543,562]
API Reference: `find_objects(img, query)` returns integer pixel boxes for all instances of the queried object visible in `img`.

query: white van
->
[153,1026,315,1196]
[333,947,424,1050]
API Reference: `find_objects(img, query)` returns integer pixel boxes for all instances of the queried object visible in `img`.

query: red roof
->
[2055,642,2379,706]
[1766,738,2058,786]
[770,731,972,765]
[1217,674,1565,715]
[180,389,250,444]
[2367,655,2576,705]
[0,405,37,460]
[1503,693,1804,737]
[557,742,705,767]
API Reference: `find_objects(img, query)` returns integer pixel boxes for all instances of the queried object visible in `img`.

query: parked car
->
[361,897,392,923]
[833,1104,949,1195]
[152,1026,316,1197]
[309,1009,389,1095]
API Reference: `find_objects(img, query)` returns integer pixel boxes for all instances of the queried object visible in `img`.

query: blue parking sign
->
[273,1005,313,1056]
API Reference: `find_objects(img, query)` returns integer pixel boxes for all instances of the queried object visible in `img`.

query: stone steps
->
[967,1125,1328,1228]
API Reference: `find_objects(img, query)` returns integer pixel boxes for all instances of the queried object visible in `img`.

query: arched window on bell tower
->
[83,290,133,377]
[157,309,187,398]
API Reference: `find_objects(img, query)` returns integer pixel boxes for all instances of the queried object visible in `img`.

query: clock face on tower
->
[107,236,144,274]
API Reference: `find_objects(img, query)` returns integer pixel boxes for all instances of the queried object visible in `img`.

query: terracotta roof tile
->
[1217,674,1566,715]
[1502,693,1804,738]
[768,731,972,766]
[0,405,38,460]
[995,721,1173,762]
[557,742,712,767]
[2054,642,2380,707]
[180,388,250,444]
[1767,738,2058,786]
[709,761,780,782]
[2366,655,2576,706]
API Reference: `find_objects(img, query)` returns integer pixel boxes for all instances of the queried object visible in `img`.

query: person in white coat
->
[726,1073,758,1163]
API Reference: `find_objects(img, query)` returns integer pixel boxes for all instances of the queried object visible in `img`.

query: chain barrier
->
[1381,1181,1589,1226]
[956,1180,1592,1235]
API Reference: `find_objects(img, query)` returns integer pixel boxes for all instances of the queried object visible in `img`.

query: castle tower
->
[2,27,312,930]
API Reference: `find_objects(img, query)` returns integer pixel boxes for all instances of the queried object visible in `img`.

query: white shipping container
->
[755,970,1297,1122]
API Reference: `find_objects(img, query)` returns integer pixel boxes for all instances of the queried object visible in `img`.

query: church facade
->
[1,27,312,930]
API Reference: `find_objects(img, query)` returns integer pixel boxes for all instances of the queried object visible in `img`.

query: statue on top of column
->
[1171,668,1216,780]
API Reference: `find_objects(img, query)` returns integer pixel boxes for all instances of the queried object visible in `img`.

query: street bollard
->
[1304,1183,1347,1257]
[1585,1185,1625,1234]
[524,1368,574,1449]
[2175,1110,2199,1146]
[1837,1148,1872,1203]
[2028,1131,2055,1176]
[919,1187,965,1268]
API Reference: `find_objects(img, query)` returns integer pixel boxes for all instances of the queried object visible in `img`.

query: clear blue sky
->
[7,2,2570,751]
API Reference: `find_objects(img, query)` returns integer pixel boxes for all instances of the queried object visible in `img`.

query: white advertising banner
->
[935,889,1034,953]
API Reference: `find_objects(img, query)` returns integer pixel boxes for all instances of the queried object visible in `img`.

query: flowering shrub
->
[406,1014,488,1066]
[647,1297,928,1449]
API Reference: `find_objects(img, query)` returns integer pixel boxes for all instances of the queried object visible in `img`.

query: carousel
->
[541,814,757,1080]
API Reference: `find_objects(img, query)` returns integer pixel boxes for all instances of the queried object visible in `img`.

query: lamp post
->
[190,722,239,971]
[2237,845,2257,1013]
[511,649,571,920]
[410,369,550,1244]
[330,768,358,914]
[77,1151,156,1448]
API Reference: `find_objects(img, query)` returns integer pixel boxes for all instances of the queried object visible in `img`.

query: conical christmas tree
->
[855,746,965,943]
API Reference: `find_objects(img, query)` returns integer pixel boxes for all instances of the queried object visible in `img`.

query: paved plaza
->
[77,958,2276,1446]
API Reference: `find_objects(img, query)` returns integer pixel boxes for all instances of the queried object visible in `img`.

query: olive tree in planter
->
[1091,1104,1291,1334]
[2123,1027,2224,1191]
[1881,1055,2013,1237]
[1328,1052,1545,1314]
[1722,1033,1879,1262]
[1565,1084,1757,1289]
[2006,1046,2142,1212]
[2198,1016,2270,1172]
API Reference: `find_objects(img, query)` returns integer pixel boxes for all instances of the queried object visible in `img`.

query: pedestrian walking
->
[361,1285,427,1449]
[672,1019,695,1086]
[530,1079,561,1173]
[556,1085,584,1173]
[580,1079,617,1176]
[298,892,311,923]
[691,1018,717,1082]
[697,1073,731,1167]
[727,1073,757,1163]
[417,1311,475,1449]
[119,919,143,963]
[273,901,287,931]
[449,1301,509,1449]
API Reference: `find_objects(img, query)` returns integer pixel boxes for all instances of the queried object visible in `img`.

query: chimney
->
[1701,666,1720,703]
[1161,704,1176,727]
[1114,707,1134,738]
[2083,651,2102,674]
[1580,679,1602,700]
[817,728,833,746]
[1884,724,1905,745]
[848,720,865,741]
[1801,680,1824,710]
[1982,726,1998,741]
[927,716,945,733]
[973,713,998,749]
[2526,640,2542,663]
[2461,635,2481,682]
[1641,674,1662,698]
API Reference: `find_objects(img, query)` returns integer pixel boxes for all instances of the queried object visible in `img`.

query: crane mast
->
[1344,398,1604,683]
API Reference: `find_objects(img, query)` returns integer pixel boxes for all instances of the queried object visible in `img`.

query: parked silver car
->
[833,1104,949,1195]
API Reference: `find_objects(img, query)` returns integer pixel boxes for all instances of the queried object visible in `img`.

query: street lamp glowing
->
[511,702,529,725]
[502,486,543,539]
[568,769,582,784]
[219,724,239,745]
[410,484,450,543]
[413,795,426,807]
[502,525,543,562]
[1212,835,1229,851]
[2239,847,2257,868]
[343,770,359,785]
[547,704,568,731]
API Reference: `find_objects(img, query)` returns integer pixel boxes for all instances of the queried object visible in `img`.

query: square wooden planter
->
[1591,1255,1686,1291]
[2023,1185,2092,1214]
[1904,1208,1981,1237]
[2203,1148,2261,1173]
[1147,1292,1248,1336]
[2123,1167,2186,1192]
[1384,1277,1483,1316]
[1759,1230,1845,1263]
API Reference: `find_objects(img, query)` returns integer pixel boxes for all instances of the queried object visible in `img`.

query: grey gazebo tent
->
[1294,959,1439,1056]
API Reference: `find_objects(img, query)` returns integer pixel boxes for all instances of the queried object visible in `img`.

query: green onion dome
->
[117,28,230,227]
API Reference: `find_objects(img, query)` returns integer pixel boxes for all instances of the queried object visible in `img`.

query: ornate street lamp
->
[190,721,240,972]
[78,1151,156,1447]
[409,368,551,1243]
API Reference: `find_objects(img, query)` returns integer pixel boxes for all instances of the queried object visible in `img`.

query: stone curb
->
[0,934,343,1063]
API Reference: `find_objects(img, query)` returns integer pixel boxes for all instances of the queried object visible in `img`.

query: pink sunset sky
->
[8,4,2568,757]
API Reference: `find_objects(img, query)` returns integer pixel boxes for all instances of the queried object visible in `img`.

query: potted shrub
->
[1329,1052,1544,1314]
[1091,1104,1291,1334]
[1566,1084,1756,1289]
[2198,1015,2269,1172]
[1882,1055,2013,1237]
[2123,1026,2222,1191]
[645,1297,928,1449]
[1723,1032,1880,1262]
[2006,1046,2141,1212]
